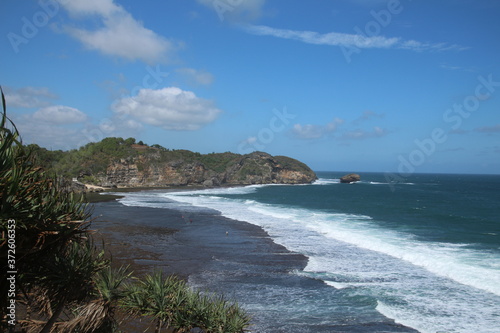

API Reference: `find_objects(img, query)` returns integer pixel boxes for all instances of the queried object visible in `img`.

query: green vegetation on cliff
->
[28,137,138,179]
[274,155,314,176]
[29,137,317,187]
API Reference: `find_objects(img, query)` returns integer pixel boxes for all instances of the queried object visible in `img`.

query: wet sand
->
[91,200,307,278]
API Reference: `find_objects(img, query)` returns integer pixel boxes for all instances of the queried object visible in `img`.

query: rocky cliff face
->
[99,151,316,188]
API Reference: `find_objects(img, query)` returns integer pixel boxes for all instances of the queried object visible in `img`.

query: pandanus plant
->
[121,270,251,333]
[0,86,94,332]
[60,265,132,333]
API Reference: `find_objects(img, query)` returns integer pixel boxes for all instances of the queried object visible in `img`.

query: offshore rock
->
[340,173,361,183]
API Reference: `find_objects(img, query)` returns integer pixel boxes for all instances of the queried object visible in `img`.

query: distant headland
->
[29,138,317,190]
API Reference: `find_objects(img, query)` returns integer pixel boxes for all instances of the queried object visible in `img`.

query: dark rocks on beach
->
[340,173,361,183]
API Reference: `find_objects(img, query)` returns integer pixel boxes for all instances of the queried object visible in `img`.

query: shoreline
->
[83,184,246,203]
[90,199,311,332]
[89,192,418,332]
[91,198,308,279]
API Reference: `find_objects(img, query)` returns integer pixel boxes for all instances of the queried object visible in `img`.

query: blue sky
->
[1,0,499,174]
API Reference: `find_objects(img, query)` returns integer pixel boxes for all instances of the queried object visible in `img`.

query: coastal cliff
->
[103,151,316,187]
[30,138,317,188]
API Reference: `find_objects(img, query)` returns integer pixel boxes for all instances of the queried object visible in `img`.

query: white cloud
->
[245,25,465,52]
[176,68,214,85]
[246,25,398,49]
[196,0,266,22]
[15,119,83,150]
[58,0,120,17]
[353,110,385,124]
[292,118,344,140]
[340,126,389,140]
[399,40,468,52]
[13,111,89,150]
[4,86,57,108]
[241,136,258,145]
[292,124,325,139]
[112,87,222,131]
[33,105,87,124]
[95,116,144,143]
[292,114,390,142]
[347,0,389,5]
[326,118,344,131]
[60,0,176,63]
[449,129,469,135]
[475,124,500,133]
[440,63,472,72]
[14,111,144,151]
[4,87,144,150]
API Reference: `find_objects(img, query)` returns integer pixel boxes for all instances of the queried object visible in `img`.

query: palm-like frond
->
[32,239,108,333]
[94,265,132,302]
[34,239,107,301]
[57,265,132,333]
[121,270,251,333]
[61,299,114,333]
[1,85,95,331]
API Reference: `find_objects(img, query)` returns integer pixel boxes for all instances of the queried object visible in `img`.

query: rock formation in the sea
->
[340,173,361,183]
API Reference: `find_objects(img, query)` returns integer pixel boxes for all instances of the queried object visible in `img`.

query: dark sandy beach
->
[91,199,307,277]
[91,199,310,332]
[90,196,418,333]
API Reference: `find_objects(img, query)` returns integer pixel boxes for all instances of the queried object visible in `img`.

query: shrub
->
[122,270,250,333]
[0,86,97,332]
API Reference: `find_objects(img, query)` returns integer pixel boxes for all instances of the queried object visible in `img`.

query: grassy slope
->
[29,138,316,184]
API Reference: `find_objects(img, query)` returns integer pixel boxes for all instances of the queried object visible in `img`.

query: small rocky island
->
[340,173,361,183]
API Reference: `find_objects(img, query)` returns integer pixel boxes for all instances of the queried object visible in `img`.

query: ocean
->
[108,172,500,333]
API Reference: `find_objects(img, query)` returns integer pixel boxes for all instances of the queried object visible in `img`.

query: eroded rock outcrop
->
[340,173,361,183]
[99,151,317,188]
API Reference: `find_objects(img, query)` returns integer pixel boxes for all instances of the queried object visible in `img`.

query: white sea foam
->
[309,220,500,296]
[161,189,500,295]
[376,299,500,333]
[167,184,263,196]
[324,281,349,289]
[116,187,500,333]
[362,181,414,185]
[313,178,340,185]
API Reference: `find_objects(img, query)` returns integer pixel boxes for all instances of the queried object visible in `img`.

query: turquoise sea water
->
[115,172,500,332]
